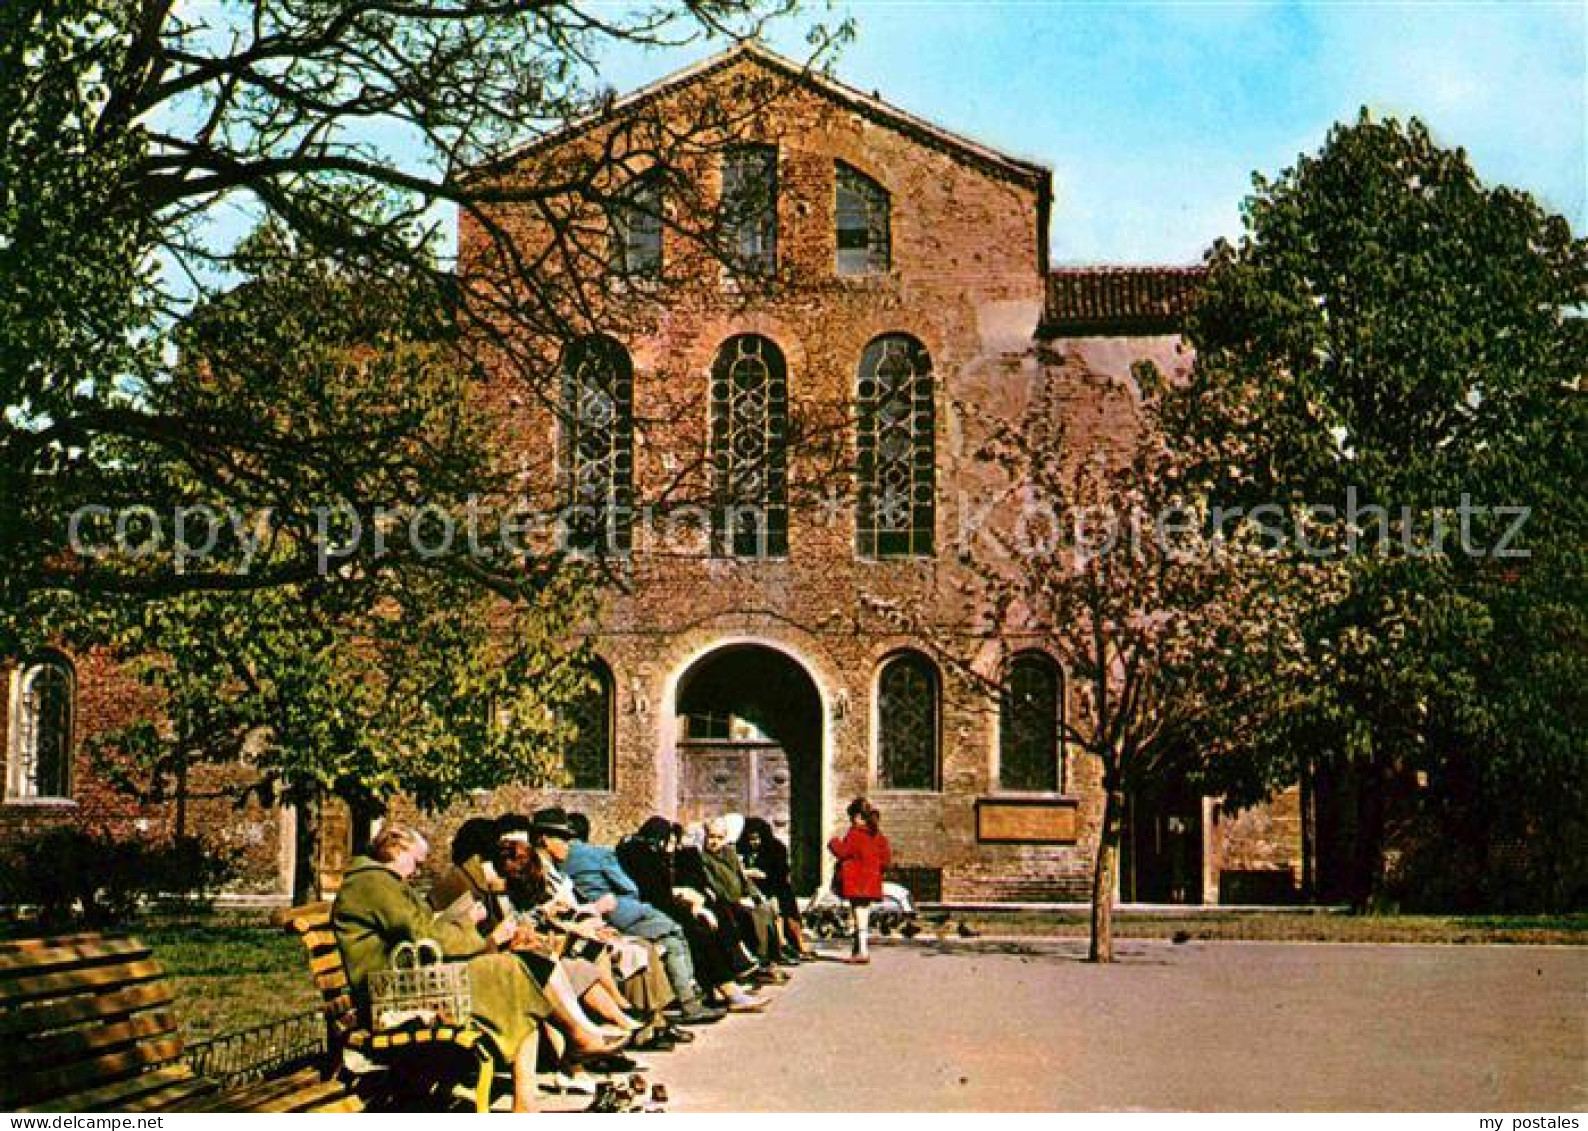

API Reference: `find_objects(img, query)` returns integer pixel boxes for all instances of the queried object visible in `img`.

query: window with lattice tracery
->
[877,652,939,791]
[999,653,1062,792]
[710,334,788,557]
[857,334,934,557]
[565,660,614,791]
[561,335,634,555]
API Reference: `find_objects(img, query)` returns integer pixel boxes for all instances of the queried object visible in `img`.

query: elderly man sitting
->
[539,808,725,1027]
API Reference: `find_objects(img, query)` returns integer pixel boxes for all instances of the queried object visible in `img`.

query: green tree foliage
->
[1,0,834,650]
[1169,113,1588,910]
[74,227,601,897]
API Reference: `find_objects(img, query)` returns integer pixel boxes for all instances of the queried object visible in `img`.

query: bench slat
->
[14,1061,206,1113]
[1,957,166,1007]
[15,1036,187,1106]
[0,939,150,975]
[0,981,177,1036]
[17,1011,180,1070]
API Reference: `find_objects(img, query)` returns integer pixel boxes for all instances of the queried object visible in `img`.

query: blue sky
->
[596,0,1585,265]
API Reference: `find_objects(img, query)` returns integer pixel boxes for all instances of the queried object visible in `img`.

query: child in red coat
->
[828,797,891,964]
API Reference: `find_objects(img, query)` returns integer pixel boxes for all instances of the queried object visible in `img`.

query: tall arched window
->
[856,334,934,557]
[710,334,788,557]
[561,335,634,555]
[8,653,73,800]
[999,652,1061,792]
[876,652,939,791]
[835,162,890,275]
[565,660,614,791]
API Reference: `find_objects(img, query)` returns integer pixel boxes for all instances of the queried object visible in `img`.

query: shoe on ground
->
[843,954,871,965]
[662,1025,696,1044]
[585,1051,646,1074]
[672,1003,726,1025]
[723,991,769,1013]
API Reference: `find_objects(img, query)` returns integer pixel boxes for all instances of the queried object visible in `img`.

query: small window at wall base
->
[999,652,1062,793]
[564,661,614,791]
[835,162,890,275]
[610,174,663,278]
[720,145,778,277]
[7,653,74,800]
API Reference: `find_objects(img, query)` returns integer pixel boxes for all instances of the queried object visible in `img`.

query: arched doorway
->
[674,644,823,894]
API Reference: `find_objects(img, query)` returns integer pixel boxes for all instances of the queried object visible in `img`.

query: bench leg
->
[473,1053,494,1114]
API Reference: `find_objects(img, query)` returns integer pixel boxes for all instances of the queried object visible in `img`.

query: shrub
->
[0,828,239,929]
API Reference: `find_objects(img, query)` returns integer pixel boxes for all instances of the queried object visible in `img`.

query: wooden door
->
[678,742,792,835]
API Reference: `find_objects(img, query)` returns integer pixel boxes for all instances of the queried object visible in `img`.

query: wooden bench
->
[277,902,497,1113]
[1,934,362,1113]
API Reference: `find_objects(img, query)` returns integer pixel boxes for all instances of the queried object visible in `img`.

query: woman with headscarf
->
[738,816,815,961]
[828,797,891,965]
[618,817,767,1012]
[701,816,793,973]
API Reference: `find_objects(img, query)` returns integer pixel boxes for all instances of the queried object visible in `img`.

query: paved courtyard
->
[651,939,1587,1111]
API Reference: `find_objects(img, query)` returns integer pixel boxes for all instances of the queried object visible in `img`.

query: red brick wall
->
[0,650,287,895]
[1,54,1302,907]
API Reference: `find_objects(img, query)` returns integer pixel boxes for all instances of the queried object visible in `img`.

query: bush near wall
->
[0,828,238,930]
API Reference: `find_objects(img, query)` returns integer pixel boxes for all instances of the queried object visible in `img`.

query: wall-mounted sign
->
[975,797,1079,845]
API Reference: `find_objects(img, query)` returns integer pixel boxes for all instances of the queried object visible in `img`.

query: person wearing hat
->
[544,807,725,1026]
[428,816,645,1043]
[332,825,615,1112]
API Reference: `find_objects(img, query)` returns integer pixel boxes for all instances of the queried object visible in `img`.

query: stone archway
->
[673,643,824,894]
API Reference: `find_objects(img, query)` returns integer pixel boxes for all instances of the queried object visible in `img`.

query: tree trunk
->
[347,795,384,858]
[1089,783,1125,963]
[291,789,322,905]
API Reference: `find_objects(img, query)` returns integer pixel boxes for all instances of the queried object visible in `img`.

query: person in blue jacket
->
[533,807,724,1026]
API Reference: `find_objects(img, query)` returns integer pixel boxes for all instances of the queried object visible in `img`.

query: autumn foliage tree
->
[878,373,1333,961]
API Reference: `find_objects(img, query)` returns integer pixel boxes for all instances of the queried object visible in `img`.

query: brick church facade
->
[1,44,1302,904]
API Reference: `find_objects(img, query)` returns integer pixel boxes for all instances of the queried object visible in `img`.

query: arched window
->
[856,334,934,557]
[720,145,778,275]
[8,653,73,800]
[835,162,890,274]
[561,335,634,555]
[565,660,614,791]
[999,652,1062,792]
[710,334,788,557]
[876,652,939,791]
[611,173,663,277]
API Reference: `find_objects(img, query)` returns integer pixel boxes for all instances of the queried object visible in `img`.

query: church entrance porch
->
[672,643,824,894]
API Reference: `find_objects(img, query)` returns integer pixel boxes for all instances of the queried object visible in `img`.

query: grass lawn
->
[137,914,322,1041]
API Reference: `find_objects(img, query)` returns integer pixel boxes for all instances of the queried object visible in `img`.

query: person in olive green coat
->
[332,826,549,1111]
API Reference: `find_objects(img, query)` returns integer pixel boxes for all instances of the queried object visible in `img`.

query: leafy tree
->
[1168,113,1588,909]
[875,377,1331,961]
[76,225,601,899]
[1,0,839,650]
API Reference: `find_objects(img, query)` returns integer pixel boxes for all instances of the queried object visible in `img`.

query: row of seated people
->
[330,806,813,1111]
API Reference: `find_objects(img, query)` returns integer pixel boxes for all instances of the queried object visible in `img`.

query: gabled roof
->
[479,40,1050,190]
[1040,266,1206,337]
